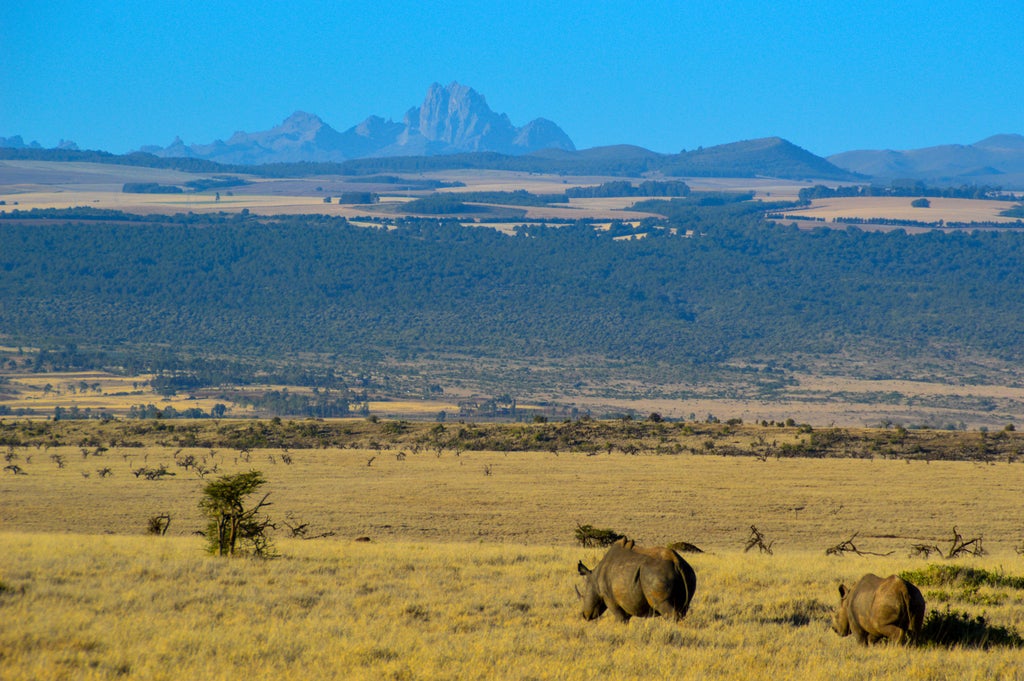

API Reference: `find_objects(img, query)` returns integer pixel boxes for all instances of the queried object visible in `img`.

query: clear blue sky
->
[3,1,1022,157]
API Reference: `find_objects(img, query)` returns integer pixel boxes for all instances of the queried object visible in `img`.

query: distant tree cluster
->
[402,194,486,214]
[798,182,1017,203]
[183,176,250,192]
[127,404,227,419]
[337,192,379,204]
[122,183,183,194]
[444,189,569,206]
[565,180,691,198]
[233,389,351,418]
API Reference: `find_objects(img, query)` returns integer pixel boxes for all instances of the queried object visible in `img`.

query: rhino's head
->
[832,583,851,636]
[576,560,606,620]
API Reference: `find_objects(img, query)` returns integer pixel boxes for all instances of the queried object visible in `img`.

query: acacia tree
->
[199,471,274,557]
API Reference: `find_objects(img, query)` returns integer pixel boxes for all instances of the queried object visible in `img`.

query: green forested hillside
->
[2,206,1024,375]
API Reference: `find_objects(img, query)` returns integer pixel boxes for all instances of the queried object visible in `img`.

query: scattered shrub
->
[574,524,624,547]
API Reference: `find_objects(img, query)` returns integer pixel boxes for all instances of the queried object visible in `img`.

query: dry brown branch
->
[825,532,894,557]
[282,513,336,540]
[744,525,774,555]
[946,526,985,558]
[910,543,943,558]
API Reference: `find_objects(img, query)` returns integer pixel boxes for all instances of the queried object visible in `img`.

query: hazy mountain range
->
[137,82,575,164]
[2,81,1023,186]
[827,134,1024,186]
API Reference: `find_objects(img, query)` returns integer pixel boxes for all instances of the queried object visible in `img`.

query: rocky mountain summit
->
[141,82,575,164]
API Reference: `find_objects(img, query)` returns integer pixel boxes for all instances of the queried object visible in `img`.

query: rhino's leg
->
[650,595,683,622]
[607,602,631,623]
[876,625,908,645]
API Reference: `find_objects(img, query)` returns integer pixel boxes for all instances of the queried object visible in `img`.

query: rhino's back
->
[851,574,921,637]
[595,541,692,617]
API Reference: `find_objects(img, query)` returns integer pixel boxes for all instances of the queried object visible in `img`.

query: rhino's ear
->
[577,560,592,576]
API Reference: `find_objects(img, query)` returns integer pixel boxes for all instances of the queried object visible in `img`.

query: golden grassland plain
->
[5,536,1024,681]
[3,419,1024,679]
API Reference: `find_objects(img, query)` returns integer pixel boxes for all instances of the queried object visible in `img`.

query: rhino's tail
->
[668,549,697,617]
[897,579,923,645]
[904,581,925,645]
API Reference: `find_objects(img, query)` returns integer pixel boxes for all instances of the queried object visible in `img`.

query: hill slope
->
[2,206,1022,370]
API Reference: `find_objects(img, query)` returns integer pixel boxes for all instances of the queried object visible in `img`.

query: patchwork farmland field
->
[785,196,1023,229]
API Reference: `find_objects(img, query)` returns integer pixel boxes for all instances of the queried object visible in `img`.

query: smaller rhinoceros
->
[576,537,696,623]
[832,573,926,645]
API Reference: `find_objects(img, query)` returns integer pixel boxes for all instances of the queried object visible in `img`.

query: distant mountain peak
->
[0,135,43,150]
[974,133,1024,151]
[141,83,575,164]
[280,110,326,129]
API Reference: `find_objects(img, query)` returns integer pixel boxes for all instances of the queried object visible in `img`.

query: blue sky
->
[3,1,1022,157]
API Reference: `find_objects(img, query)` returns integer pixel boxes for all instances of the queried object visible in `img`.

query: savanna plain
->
[2,419,1024,680]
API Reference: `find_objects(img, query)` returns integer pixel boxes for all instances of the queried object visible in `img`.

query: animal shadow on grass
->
[920,607,1023,649]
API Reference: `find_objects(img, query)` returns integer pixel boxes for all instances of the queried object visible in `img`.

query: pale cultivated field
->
[0,187,394,218]
[3,371,256,417]
[2,434,1024,680]
[0,160,815,221]
[794,197,1021,225]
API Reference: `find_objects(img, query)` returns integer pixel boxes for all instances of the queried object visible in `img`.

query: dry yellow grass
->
[3,439,1022,552]
[3,424,1024,679]
[2,537,1022,680]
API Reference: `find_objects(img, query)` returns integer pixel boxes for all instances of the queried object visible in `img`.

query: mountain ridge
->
[828,134,1024,185]
[138,82,576,164]
[6,81,1021,184]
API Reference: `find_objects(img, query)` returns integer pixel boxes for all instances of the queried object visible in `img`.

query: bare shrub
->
[147,513,171,535]
[745,525,774,555]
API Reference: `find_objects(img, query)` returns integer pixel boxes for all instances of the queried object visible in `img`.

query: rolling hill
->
[829,134,1024,187]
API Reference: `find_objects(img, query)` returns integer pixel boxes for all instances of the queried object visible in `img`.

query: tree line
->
[798,182,1019,202]
[3,204,1024,385]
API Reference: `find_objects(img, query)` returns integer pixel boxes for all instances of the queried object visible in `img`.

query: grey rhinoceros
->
[576,537,696,622]
[832,573,926,645]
